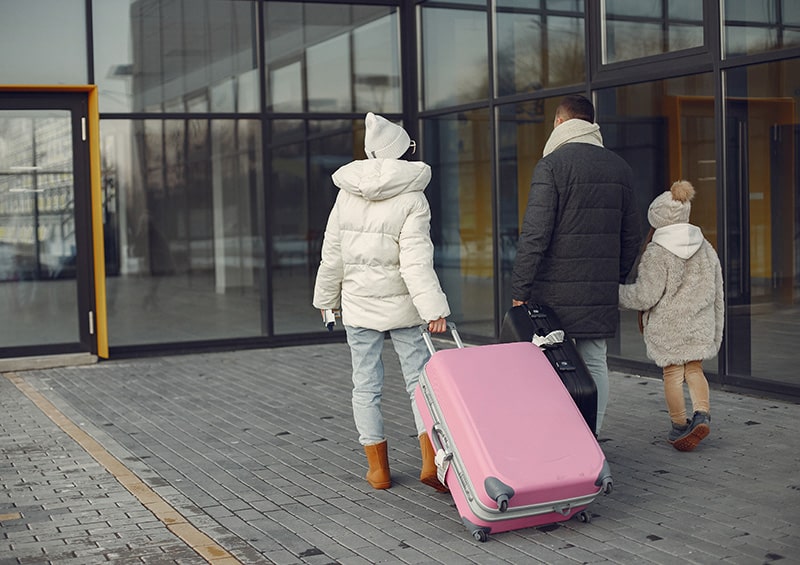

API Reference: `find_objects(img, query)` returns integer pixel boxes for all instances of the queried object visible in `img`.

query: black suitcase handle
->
[524,304,548,319]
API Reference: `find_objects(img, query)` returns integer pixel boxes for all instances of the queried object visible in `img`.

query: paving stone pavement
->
[2,339,799,564]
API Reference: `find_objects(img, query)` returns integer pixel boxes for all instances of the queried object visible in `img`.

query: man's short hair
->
[557,95,595,123]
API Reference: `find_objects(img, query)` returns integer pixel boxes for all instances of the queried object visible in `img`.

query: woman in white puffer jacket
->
[313,112,450,492]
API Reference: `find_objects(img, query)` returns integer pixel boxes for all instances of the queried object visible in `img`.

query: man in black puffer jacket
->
[511,94,642,433]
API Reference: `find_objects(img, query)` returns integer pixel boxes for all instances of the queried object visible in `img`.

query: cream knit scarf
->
[542,119,604,157]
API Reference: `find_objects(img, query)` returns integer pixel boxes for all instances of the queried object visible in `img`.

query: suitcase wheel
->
[472,529,489,542]
[575,510,592,523]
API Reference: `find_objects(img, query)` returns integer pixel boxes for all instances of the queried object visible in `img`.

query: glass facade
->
[603,0,704,64]
[101,117,264,345]
[269,118,359,334]
[1,0,800,399]
[724,59,800,391]
[0,110,80,347]
[723,0,800,57]
[495,0,585,95]
[0,0,88,84]
[496,97,561,316]
[265,3,401,113]
[94,0,260,114]
[421,7,488,110]
[424,109,494,337]
[595,75,717,368]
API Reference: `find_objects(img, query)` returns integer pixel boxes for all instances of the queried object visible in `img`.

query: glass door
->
[0,92,95,356]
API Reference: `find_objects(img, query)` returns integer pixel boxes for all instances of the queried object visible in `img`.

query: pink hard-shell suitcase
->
[415,325,613,542]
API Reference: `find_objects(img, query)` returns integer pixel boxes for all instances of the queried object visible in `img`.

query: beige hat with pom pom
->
[647,180,695,229]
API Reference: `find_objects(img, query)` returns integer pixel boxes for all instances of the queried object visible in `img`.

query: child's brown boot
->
[419,432,449,493]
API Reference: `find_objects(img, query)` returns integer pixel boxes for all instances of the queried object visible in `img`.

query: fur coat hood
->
[313,158,450,332]
[619,223,724,367]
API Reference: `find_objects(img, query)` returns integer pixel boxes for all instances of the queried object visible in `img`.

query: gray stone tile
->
[2,343,799,564]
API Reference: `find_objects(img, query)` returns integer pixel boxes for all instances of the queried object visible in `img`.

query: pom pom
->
[670,180,695,203]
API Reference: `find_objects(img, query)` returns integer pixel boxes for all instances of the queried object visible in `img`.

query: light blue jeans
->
[345,325,429,445]
[575,338,609,433]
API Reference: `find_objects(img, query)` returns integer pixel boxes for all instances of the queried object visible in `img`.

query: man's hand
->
[428,317,447,334]
[512,299,525,307]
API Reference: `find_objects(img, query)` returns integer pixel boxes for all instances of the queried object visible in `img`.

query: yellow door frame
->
[0,85,108,358]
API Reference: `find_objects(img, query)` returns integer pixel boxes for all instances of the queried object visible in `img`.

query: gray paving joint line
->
[3,371,244,565]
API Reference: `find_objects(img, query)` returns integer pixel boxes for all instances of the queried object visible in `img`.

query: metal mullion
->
[257,0,273,338]
[708,0,731,384]
[487,0,502,338]
[400,0,418,143]
[718,44,800,70]
[588,0,603,80]
[86,0,95,85]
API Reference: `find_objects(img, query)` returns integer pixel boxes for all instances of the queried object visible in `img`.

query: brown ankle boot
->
[419,433,449,493]
[363,440,391,489]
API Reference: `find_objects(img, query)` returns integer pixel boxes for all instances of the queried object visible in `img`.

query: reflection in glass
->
[270,63,303,113]
[786,2,800,25]
[669,23,705,52]
[603,0,704,64]
[724,0,800,57]
[496,98,559,311]
[93,0,259,113]
[307,35,352,112]
[0,0,87,85]
[495,4,585,96]
[421,8,488,110]
[547,16,586,86]
[595,74,715,368]
[270,136,308,335]
[496,10,542,97]
[101,119,264,346]
[265,4,401,114]
[0,110,79,347]
[270,120,354,334]
[428,0,486,5]
[353,15,401,113]
[423,109,494,337]
[724,60,800,387]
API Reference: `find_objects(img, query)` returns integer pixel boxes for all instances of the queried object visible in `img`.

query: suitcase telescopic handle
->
[420,322,464,354]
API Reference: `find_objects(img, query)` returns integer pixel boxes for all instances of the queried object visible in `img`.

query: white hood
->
[651,223,704,259]
[331,159,431,201]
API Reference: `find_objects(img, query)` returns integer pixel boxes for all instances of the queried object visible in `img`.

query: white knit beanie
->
[364,112,411,160]
[647,180,695,229]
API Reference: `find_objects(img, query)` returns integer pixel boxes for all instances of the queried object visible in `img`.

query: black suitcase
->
[500,303,598,434]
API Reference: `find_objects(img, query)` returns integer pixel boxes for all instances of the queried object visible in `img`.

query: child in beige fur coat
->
[619,180,724,451]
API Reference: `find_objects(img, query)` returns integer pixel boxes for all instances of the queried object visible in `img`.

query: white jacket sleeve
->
[398,196,450,321]
[312,203,344,310]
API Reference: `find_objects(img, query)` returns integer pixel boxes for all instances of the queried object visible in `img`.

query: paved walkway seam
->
[5,371,243,565]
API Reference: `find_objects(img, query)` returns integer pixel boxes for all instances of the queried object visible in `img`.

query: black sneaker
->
[672,411,711,452]
[668,419,691,444]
